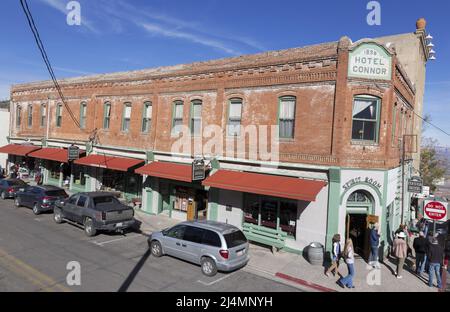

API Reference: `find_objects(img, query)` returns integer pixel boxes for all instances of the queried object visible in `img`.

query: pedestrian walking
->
[337,238,355,289]
[369,223,381,268]
[427,237,444,288]
[413,231,427,275]
[393,232,408,279]
[326,234,341,277]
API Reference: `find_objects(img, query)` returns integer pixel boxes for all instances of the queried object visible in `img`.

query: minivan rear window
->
[45,190,68,197]
[224,230,247,248]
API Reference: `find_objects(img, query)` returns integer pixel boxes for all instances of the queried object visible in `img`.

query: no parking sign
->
[424,200,448,222]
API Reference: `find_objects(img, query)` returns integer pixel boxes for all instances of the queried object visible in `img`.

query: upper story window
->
[190,100,202,136]
[278,96,296,139]
[56,104,62,128]
[27,105,33,128]
[141,101,152,133]
[103,102,111,129]
[227,98,242,136]
[16,106,22,128]
[172,101,184,135]
[80,102,87,129]
[40,104,46,127]
[122,102,132,132]
[351,96,381,143]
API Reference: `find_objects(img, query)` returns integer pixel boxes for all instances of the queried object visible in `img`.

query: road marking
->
[92,234,141,246]
[0,247,71,292]
[197,271,236,286]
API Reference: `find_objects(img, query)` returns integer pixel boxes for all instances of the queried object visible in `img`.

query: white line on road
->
[197,271,236,286]
[92,234,142,246]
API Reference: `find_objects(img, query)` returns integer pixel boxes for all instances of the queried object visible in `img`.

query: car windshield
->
[7,180,27,186]
[93,196,120,207]
[223,230,247,248]
[45,190,68,197]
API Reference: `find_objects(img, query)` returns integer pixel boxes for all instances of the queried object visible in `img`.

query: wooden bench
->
[243,223,287,251]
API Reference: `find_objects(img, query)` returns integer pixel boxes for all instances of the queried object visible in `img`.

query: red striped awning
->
[135,161,192,182]
[74,154,144,172]
[28,148,85,163]
[0,144,41,156]
[202,170,327,201]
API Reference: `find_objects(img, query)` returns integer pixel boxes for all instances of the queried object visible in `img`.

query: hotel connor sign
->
[348,43,392,81]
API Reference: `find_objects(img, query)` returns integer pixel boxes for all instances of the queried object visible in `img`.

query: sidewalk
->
[133,211,441,292]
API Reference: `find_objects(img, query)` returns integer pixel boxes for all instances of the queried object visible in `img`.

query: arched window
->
[80,102,87,129]
[227,98,243,136]
[278,96,296,138]
[56,103,63,127]
[190,100,202,136]
[103,102,111,129]
[27,104,33,127]
[347,191,373,204]
[351,95,381,143]
[172,100,184,135]
[141,101,152,133]
[16,106,22,128]
[122,102,132,132]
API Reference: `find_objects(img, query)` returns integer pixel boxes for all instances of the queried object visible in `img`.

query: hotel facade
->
[2,19,432,257]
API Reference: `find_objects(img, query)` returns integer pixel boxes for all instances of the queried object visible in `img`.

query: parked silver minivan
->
[148,220,250,276]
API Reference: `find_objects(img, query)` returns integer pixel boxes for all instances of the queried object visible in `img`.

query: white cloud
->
[140,23,241,55]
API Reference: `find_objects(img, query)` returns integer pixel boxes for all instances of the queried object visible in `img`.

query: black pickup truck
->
[54,192,136,237]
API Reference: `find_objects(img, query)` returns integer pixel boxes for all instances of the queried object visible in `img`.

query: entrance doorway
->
[345,190,374,260]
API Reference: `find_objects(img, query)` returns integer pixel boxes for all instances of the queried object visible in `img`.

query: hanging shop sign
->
[192,158,206,181]
[348,43,392,80]
[68,145,80,161]
[408,176,423,193]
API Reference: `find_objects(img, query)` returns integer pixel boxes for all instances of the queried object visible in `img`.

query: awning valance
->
[202,170,326,201]
[135,161,192,182]
[74,154,144,172]
[28,148,85,163]
[0,144,41,156]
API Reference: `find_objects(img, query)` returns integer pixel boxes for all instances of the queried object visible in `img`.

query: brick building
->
[1,19,432,256]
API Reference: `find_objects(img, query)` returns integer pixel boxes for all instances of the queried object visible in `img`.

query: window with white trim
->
[172,101,184,135]
[142,102,152,133]
[351,96,381,143]
[122,103,132,132]
[278,96,296,138]
[227,98,242,136]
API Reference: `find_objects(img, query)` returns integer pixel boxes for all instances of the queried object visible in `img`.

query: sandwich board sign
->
[423,200,448,222]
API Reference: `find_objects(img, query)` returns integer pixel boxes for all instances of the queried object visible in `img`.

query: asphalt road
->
[0,198,300,292]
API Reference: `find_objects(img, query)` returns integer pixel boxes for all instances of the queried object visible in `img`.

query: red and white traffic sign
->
[424,200,448,221]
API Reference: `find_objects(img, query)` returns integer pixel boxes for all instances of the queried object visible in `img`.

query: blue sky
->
[1,0,449,146]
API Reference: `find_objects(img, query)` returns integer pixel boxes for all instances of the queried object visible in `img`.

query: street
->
[0,199,300,292]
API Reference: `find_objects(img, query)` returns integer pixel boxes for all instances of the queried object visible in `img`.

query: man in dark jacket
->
[427,237,444,288]
[413,231,428,275]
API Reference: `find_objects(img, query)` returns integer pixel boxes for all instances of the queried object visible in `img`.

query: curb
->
[275,272,337,292]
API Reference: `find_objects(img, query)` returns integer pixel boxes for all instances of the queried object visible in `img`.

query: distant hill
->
[0,100,9,110]
[435,145,450,176]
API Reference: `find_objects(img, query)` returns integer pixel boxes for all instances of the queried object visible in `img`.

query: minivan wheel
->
[32,203,40,215]
[53,208,63,224]
[201,257,217,277]
[84,218,97,237]
[150,241,163,257]
[14,197,21,207]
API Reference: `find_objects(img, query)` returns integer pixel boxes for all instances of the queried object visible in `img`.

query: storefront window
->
[100,170,142,200]
[173,186,191,212]
[72,165,86,186]
[244,194,297,238]
[48,161,60,180]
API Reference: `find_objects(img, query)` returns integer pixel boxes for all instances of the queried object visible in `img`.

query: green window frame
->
[80,102,87,129]
[121,102,132,132]
[278,96,296,139]
[56,104,62,128]
[16,106,22,128]
[190,100,202,136]
[171,100,184,135]
[27,105,33,128]
[40,104,46,127]
[227,98,243,136]
[103,102,111,129]
[141,101,152,133]
[351,95,381,143]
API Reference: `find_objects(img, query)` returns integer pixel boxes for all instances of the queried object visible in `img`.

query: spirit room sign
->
[348,43,392,81]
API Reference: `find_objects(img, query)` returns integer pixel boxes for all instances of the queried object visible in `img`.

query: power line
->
[19,0,81,129]
[413,111,450,137]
